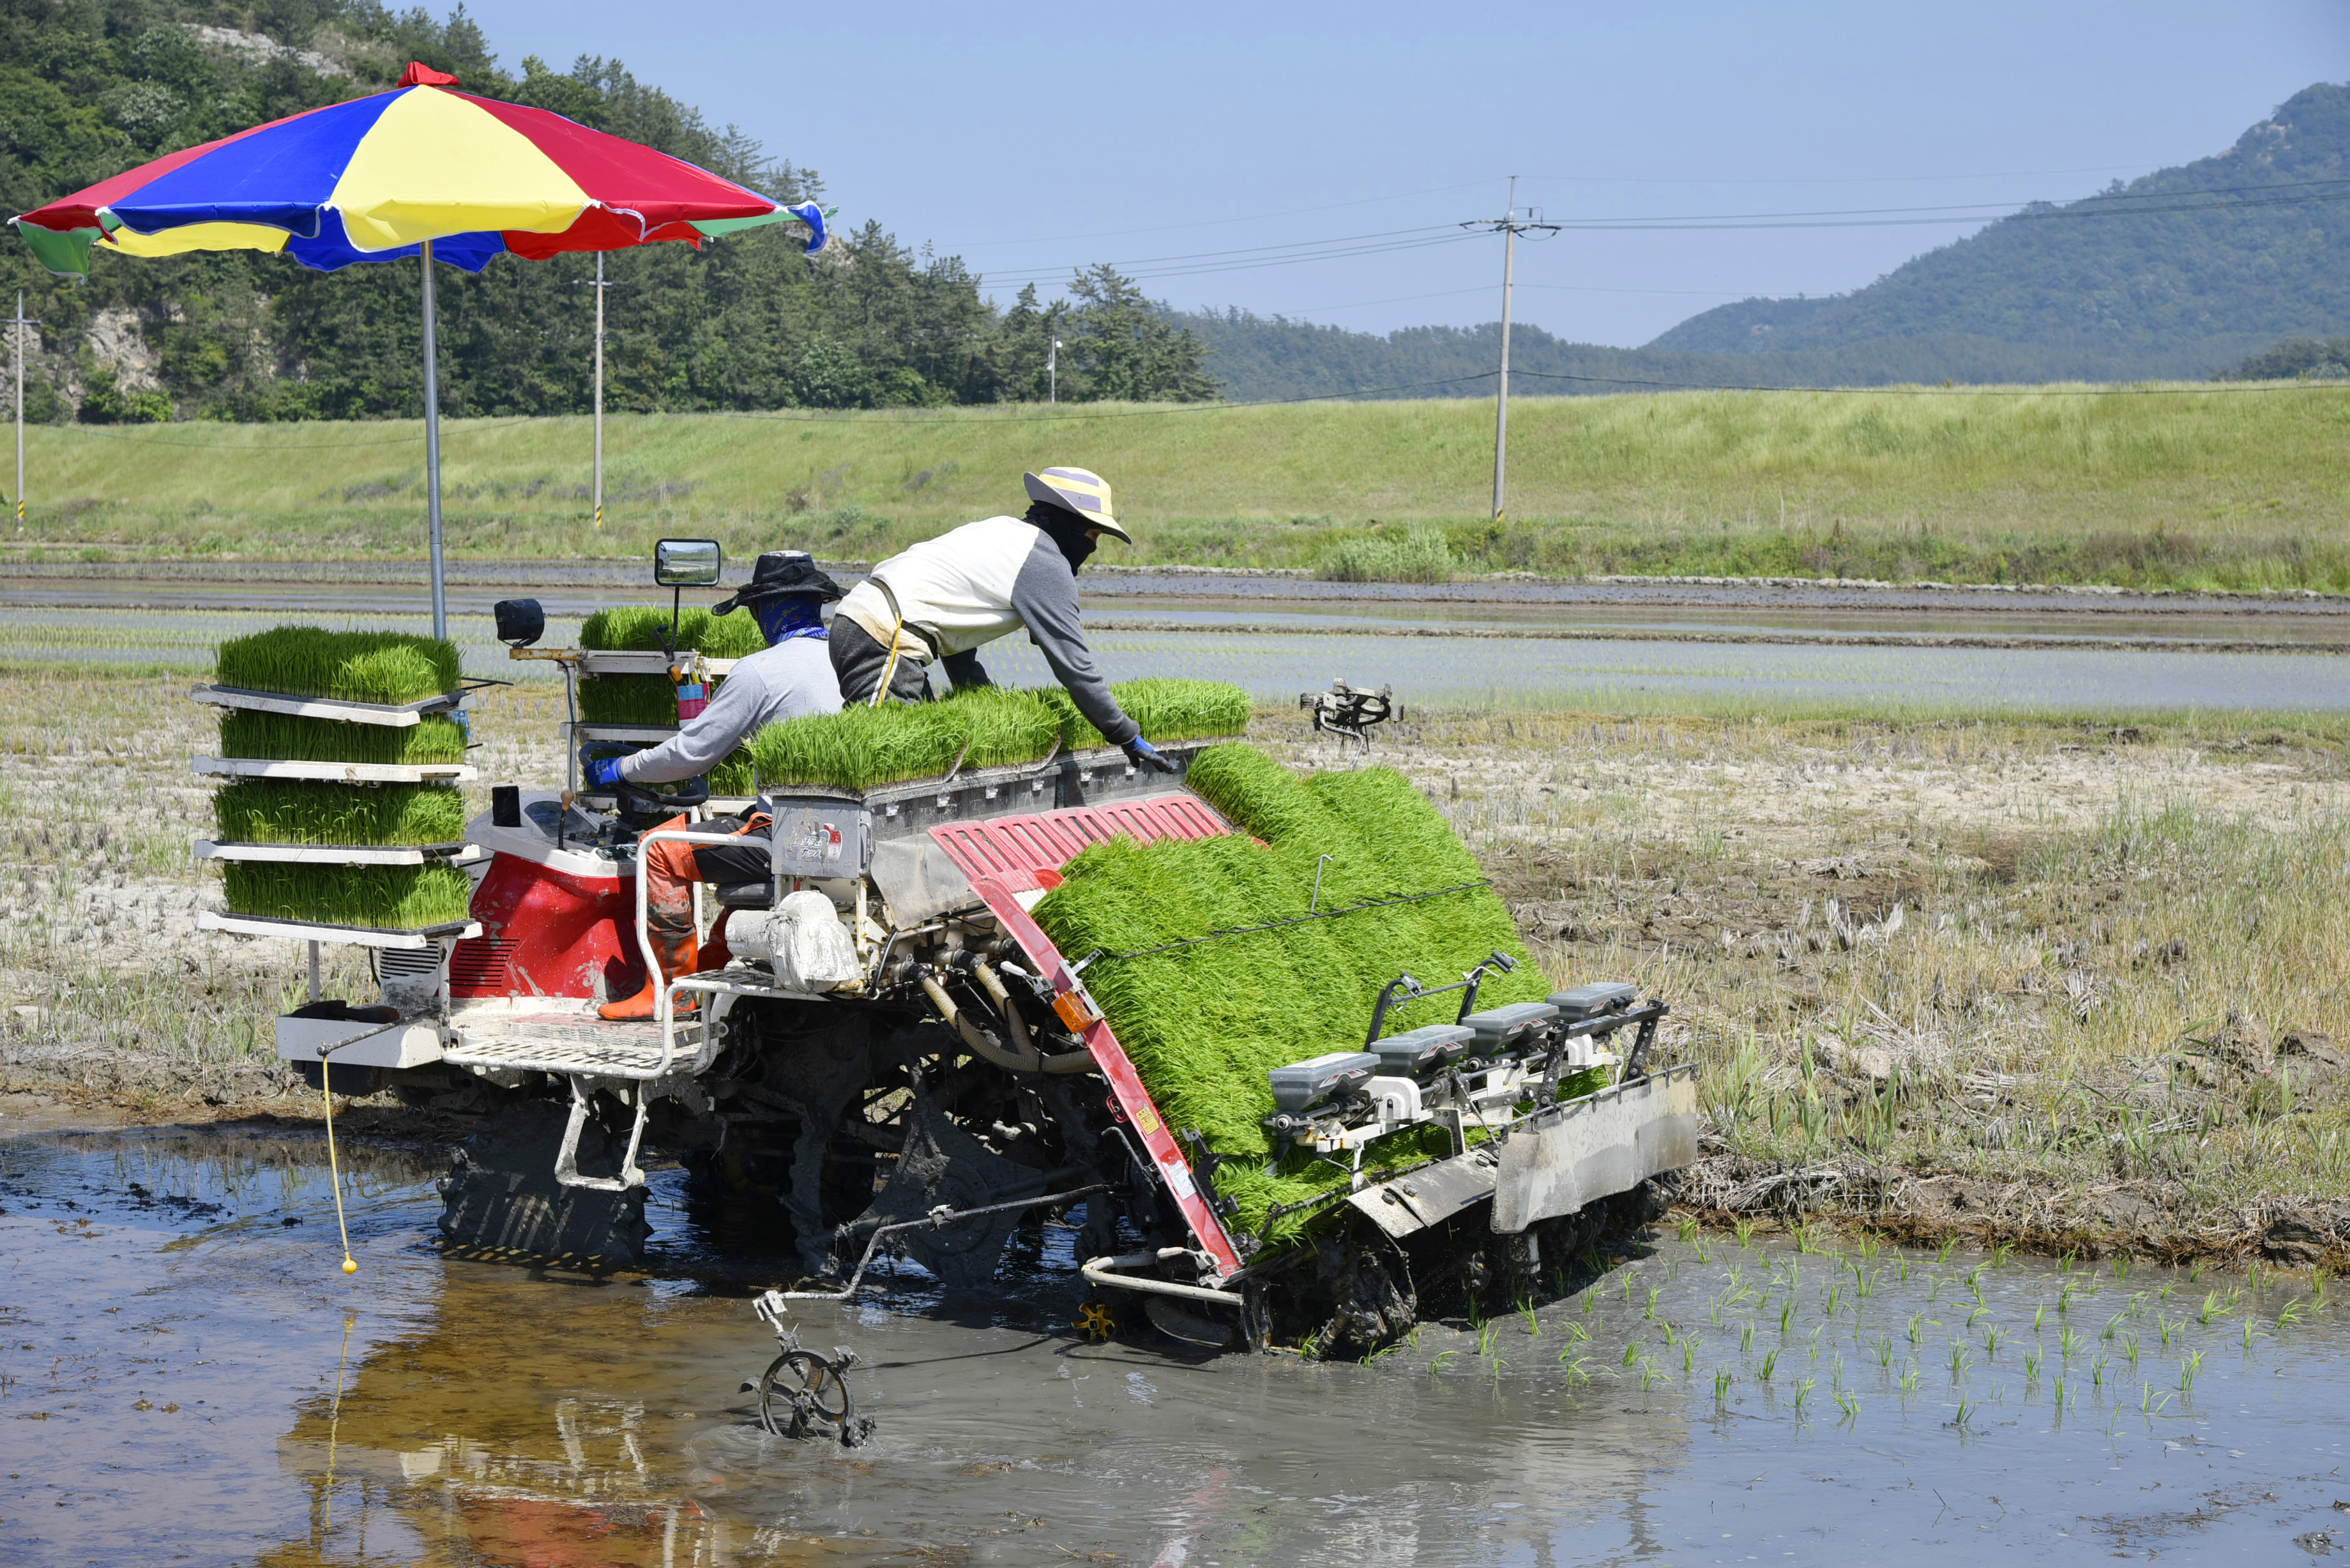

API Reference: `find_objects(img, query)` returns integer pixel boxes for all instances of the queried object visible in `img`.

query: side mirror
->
[655,538,722,587]
[493,598,545,648]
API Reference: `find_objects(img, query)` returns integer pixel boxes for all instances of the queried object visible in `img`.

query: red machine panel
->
[927,793,1233,892]
[453,855,644,1001]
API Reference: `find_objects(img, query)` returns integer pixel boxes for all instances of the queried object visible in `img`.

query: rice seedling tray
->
[194,756,476,784]
[574,723,683,744]
[193,840,485,866]
[215,626,464,705]
[197,910,481,949]
[577,651,741,679]
[190,684,464,727]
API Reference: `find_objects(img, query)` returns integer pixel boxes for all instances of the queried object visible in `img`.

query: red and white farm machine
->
[262,549,1697,1357]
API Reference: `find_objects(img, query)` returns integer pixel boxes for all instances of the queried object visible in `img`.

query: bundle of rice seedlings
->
[1030,742,1550,1240]
[1042,679,1254,750]
[215,626,462,705]
[218,710,467,765]
[212,781,467,846]
[741,680,1250,791]
[220,861,474,928]
[579,604,764,725]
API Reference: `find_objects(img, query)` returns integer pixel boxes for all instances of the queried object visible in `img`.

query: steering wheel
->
[614,774,710,824]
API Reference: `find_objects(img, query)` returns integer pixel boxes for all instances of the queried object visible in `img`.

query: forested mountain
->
[0,0,1213,419]
[1186,82,2350,399]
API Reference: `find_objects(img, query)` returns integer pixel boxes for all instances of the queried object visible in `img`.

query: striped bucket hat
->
[1023,466,1130,543]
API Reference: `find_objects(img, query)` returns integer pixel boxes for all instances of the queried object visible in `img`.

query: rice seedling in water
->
[216,626,461,704]
[1758,1348,1778,1382]
[2158,1317,2179,1348]
[1936,1239,1959,1265]
[1621,1339,1642,1368]
[1638,1359,1662,1392]
[2141,1382,2171,1415]
[1560,1354,1591,1385]
[1734,1219,1756,1249]
[220,861,473,928]
[1899,1363,1920,1395]
[218,710,467,765]
[1991,1242,2015,1268]
[2190,1260,2207,1283]
[1740,1323,1754,1352]
[1429,1350,1457,1375]
[1793,1377,1816,1415]
[2316,1269,2331,1304]
[2091,1355,2109,1390]
[1835,1389,1860,1424]
[2280,1302,2304,1327]
[2061,1327,2083,1359]
[1907,1313,1927,1346]
[2241,1318,2264,1350]
[1518,1297,1541,1336]
[1823,1283,1842,1316]
[1778,1300,1795,1334]
[2034,1303,2047,1332]
[1713,1368,1733,1404]
[1983,1325,2003,1358]
[1948,1341,1971,1381]
[1952,1395,1975,1429]
[2199,1291,2229,1325]
[2112,1255,2131,1279]
[1646,1285,1661,1320]
[1874,1335,1894,1369]
[2024,1348,2042,1380]
[1676,1217,1698,1244]
[1966,1306,1990,1331]
[2179,1350,2204,1392]
[2100,1315,2121,1341]
[212,781,466,847]
[2051,1379,2068,1411]
[1682,1341,1696,1375]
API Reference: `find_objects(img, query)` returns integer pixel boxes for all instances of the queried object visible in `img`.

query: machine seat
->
[714,881,775,910]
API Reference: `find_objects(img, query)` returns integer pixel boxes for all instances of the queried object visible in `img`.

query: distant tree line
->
[2216,337,2350,381]
[0,0,1217,421]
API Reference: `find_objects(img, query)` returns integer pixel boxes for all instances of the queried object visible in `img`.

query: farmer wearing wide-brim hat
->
[831,466,1174,773]
[584,549,846,1020]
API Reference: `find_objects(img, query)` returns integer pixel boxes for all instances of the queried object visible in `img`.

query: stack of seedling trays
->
[191,626,483,953]
[575,605,763,800]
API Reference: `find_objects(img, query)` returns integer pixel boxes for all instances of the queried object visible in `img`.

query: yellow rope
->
[321,1054,358,1274]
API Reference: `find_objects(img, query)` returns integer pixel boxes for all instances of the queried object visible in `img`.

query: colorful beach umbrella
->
[11,63,828,631]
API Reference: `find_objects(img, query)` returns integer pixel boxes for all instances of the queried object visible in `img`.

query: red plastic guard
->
[927,792,1232,893]
[931,793,1247,1280]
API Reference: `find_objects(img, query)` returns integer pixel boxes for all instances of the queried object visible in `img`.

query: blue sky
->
[457,0,2347,346]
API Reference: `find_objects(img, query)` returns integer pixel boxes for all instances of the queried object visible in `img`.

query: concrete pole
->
[593,252,605,529]
[421,241,446,640]
[1491,176,1517,525]
[13,290,24,532]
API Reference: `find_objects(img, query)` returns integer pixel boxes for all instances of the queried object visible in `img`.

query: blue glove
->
[1123,736,1176,773]
[584,754,626,789]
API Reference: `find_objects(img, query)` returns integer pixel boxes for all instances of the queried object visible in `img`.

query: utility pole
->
[1461,178,1558,524]
[5,292,40,532]
[574,256,614,527]
[1047,338,1062,405]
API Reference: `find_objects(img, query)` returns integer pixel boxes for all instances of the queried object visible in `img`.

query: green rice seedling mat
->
[212,781,467,847]
[215,626,462,705]
[218,711,467,766]
[1029,743,1551,1242]
[220,861,474,928]
[742,679,1249,792]
[579,605,764,725]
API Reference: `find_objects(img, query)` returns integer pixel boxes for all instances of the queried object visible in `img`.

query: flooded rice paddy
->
[1,575,2346,714]
[6,1114,2350,1566]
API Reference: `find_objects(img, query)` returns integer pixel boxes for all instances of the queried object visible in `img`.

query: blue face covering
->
[754,597,828,643]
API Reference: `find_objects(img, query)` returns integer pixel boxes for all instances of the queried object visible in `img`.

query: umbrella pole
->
[420,239,447,640]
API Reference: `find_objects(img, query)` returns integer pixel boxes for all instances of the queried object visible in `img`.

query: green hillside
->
[1646,82,2350,379]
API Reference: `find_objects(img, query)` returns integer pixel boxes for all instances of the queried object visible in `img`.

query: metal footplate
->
[441,1011,712,1080]
[1347,1064,1699,1240]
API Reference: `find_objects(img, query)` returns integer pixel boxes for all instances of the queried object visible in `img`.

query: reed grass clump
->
[217,711,467,765]
[577,604,764,725]
[212,781,467,847]
[1030,743,1550,1239]
[220,861,473,928]
[215,626,462,704]
[743,679,1248,791]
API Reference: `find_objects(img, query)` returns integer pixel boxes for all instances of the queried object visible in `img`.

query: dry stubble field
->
[3,668,2346,1263]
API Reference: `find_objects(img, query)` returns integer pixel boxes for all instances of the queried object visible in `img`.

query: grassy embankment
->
[16,384,2350,591]
[3,658,2347,1267]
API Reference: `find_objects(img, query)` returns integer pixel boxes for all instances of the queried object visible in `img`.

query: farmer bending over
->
[830,466,1174,774]
[583,550,845,1020]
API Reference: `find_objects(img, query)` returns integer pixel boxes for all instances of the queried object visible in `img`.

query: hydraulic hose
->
[973,960,1093,1074]
[920,970,1093,1075]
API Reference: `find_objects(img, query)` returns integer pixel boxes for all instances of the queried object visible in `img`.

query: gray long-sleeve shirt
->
[834,515,1139,745]
[618,635,843,785]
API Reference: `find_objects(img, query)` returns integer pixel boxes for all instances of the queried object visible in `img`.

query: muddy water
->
[8,1121,2350,1566]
